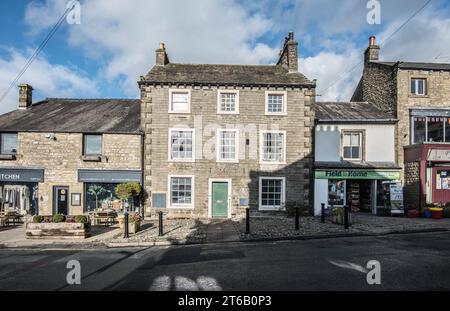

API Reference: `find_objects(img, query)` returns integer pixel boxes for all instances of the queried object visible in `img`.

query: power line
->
[0,2,76,105]
[318,0,433,96]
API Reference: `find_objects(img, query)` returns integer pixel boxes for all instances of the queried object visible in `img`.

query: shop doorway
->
[346,180,373,212]
[53,186,69,215]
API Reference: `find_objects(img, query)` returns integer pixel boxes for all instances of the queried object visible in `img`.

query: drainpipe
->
[139,130,145,219]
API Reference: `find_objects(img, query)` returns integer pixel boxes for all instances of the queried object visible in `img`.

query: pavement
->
[0,231,449,290]
[205,220,239,243]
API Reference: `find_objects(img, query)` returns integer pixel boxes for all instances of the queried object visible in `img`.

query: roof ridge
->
[168,62,279,67]
[45,97,139,101]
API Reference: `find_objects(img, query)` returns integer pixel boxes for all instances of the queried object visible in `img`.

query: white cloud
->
[0,48,99,114]
[25,0,278,97]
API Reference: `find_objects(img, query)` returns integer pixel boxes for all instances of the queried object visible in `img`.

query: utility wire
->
[0,2,76,105]
[318,0,433,96]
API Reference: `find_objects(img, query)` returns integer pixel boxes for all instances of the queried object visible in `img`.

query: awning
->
[0,168,44,182]
[315,169,400,180]
[78,169,142,183]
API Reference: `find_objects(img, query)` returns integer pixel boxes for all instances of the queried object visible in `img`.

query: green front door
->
[212,182,229,217]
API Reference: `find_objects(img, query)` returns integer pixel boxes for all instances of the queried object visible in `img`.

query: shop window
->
[170,129,194,161]
[217,129,238,162]
[259,177,286,210]
[85,183,140,212]
[427,117,444,142]
[260,131,286,163]
[218,91,239,114]
[169,176,194,208]
[0,133,18,155]
[436,170,450,190]
[411,78,426,96]
[83,134,102,155]
[328,180,345,206]
[342,132,362,160]
[412,117,426,144]
[169,90,191,113]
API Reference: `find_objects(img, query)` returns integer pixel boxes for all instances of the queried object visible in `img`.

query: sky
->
[1,0,450,114]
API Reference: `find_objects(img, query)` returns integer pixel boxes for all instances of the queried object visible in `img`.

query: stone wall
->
[0,133,141,215]
[404,161,421,209]
[141,85,315,218]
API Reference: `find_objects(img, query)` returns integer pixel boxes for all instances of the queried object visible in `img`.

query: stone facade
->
[404,160,421,209]
[141,85,315,218]
[0,132,141,215]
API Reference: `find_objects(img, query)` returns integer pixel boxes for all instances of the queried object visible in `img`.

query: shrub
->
[52,214,66,223]
[32,215,44,223]
[74,215,88,224]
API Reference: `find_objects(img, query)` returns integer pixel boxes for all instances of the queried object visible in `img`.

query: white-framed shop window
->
[265,91,287,115]
[216,129,239,162]
[217,90,239,114]
[259,177,286,211]
[169,128,195,161]
[169,89,191,113]
[260,130,286,164]
[168,175,195,209]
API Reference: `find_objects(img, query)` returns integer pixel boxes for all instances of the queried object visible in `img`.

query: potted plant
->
[115,182,142,212]
[118,212,141,234]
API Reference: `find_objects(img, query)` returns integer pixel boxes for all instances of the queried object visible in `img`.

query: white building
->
[313,102,400,216]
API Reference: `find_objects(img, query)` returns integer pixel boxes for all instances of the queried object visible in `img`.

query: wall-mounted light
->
[45,133,56,141]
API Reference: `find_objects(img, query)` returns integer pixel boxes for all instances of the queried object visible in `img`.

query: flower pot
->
[430,208,443,220]
[407,210,419,218]
[423,210,432,218]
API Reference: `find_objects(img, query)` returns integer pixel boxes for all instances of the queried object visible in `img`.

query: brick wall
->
[141,85,315,218]
[0,133,141,215]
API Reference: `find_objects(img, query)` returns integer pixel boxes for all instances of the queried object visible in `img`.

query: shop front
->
[404,144,450,208]
[0,168,43,215]
[314,168,402,216]
[78,169,142,213]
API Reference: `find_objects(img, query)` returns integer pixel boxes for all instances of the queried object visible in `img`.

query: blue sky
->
[1,0,450,114]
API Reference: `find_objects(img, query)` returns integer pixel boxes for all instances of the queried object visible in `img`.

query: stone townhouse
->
[140,32,316,218]
[352,36,450,209]
[0,85,143,216]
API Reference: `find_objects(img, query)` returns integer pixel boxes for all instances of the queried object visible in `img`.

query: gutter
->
[137,80,316,89]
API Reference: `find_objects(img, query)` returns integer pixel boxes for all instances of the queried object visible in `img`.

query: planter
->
[407,210,419,218]
[423,209,432,218]
[26,222,91,239]
[444,208,450,218]
[120,222,141,234]
[430,208,443,220]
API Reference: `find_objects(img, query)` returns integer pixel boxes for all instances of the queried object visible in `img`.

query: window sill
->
[217,111,240,115]
[81,155,102,162]
[264,113,287,116]
[168,205,194,209]
[0,154,16,160]
[409,95,429,99]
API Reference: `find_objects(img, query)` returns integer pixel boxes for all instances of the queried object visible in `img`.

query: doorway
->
[53,186,69,215]
[209,179,231,218]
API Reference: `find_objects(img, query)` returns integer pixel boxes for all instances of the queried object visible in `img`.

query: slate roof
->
[315,102,396,123]
[315,161,401,170]
[141,63,314,86]
[0,99,141,134]
[372,61,450,71]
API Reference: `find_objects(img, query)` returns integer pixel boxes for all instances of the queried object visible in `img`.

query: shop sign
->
[0,168,44,182]
[315,170,400,180]
[427,149,450,161]
[78,169,142,183]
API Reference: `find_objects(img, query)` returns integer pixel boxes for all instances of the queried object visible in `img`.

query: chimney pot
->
[277,32,299,73]
[155,41,170,66]
[369,36,376,46]
[18,84,33,110]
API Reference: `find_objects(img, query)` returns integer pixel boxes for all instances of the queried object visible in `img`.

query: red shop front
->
[404,143,450,209]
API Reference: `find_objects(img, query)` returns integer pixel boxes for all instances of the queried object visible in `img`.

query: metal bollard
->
[321,203,325,223]
[158,211,164,236]
[344,204,349,230]
[245,208,250,234]
[295,206,300,231]
[123,212,129,239]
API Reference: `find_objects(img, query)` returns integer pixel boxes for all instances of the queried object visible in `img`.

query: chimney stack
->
[18,84,33,110]
[155,42,170,66]
[364,36,380,66]
[277,32,298,73]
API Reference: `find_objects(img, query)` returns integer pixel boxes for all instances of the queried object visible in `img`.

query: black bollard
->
[321,203,325,223]
[295,206,300,231]
[245,208,250,234]
[344,204,349,230]
[123,212,129,239]
[158,211,164,236]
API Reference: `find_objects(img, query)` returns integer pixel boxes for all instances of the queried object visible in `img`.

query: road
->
[0,231,449,290]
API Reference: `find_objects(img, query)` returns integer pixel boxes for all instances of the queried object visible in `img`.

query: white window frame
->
[260,130,287,164]
[259,176,286,211]
[217,90,239,114]
[168,175,195,209]
[265,91,287,115]
[169,89,191,113]
[411,78,426,96]
[216,129,239,163]
[168,128,195,162]
[342,132,362,161]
